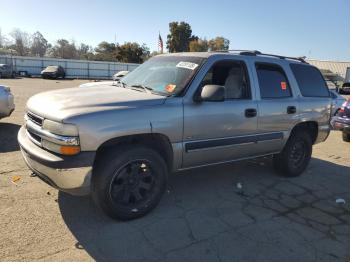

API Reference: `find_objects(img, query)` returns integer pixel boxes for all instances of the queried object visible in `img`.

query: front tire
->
[91,146,168,220]
[343,131,350,142]
[273,128,312,177]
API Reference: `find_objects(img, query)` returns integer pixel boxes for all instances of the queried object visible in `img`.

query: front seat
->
[224,67,243,99]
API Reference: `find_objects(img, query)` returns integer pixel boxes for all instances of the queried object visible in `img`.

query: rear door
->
[289,63,332,133]
[253,62,298,154]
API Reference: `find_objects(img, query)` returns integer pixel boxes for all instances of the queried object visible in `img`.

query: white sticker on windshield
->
[176,61,198,70]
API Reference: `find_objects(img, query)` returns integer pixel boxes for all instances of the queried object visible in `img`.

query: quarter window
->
[290,64,329,97]
[256,63,292,99]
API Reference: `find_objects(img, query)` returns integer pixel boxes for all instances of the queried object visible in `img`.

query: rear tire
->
[342,131,350,142]
[273,128,312,177]
[91,146,168,220]
[0,72,2,79]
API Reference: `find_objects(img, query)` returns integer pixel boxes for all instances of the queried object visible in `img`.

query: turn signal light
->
[60,145,81,155]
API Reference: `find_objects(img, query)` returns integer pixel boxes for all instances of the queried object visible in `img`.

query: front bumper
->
[18,126,95,195]
[41,72,57,78]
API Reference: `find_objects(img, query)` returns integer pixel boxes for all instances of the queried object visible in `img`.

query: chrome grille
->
[27,129,42,146]
[27,112,43,126]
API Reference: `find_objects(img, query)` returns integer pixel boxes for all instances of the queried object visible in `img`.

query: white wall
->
[0,55,139,79]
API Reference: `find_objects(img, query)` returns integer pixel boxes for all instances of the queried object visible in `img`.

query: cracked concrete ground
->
[0,78,349,262]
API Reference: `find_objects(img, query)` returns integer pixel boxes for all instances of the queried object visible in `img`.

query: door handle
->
[287,106,296,114]
[245,108,257,118]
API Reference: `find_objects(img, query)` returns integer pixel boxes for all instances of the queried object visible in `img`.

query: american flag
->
[158,33,163,53]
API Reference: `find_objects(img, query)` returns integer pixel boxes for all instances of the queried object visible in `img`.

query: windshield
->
[121,56,205,95]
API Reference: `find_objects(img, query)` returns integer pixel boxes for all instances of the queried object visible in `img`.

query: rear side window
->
[290,64,329,97]
[255,63,292,99]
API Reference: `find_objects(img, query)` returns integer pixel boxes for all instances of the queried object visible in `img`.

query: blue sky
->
[0,0,349,60]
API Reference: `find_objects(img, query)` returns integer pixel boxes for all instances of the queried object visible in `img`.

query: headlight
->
[41,120,80,155]
[42,140,80,155]
[42,119,79,136]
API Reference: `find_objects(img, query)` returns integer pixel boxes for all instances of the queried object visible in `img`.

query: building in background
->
[307,59,350,83]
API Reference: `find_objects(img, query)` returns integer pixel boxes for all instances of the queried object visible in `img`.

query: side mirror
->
[195,85,225,102]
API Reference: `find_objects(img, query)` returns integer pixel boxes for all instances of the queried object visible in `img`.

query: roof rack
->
[212,49,308,63]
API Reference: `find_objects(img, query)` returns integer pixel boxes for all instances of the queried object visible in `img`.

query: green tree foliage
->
[94,41,116,61]
[166,22,195,52]
[166,22,230,53]
[9,28,30,56]
[30,31,48,57]
[0,24,231,62]
[48,39,78,59]
[115,42,150,63]
[208,36,230,51]
[77,43,94,60]
[189,38,208,52]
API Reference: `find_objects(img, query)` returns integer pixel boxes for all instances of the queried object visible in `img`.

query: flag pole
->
[158,31,160,53]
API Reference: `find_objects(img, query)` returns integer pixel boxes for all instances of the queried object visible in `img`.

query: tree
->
[48,39,78,59]
[208,37,230,51]
[189,38,208,52]
[115,42,150,63]
[77,43,94,60]
[9,28,30,56]
[94,41,116,61]
[30,31,48,57]
[166,21,194,52]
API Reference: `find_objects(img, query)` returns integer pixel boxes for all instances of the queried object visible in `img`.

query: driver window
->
[200,60,251,99]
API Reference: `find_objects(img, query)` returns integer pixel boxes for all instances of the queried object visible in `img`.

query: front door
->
[182,59,258,168]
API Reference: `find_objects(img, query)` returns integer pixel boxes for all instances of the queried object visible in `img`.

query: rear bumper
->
[0,94,15,118]
[341,86,350,92]
[18,126,95,195]
[331,117,350,133]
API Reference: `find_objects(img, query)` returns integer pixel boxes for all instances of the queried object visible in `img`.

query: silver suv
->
[18,51,332,220]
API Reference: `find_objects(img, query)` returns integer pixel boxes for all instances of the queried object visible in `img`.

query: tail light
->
[340,99,350,113]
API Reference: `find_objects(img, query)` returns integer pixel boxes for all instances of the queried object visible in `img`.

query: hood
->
[79,81,114,88]
[27,85,166,122]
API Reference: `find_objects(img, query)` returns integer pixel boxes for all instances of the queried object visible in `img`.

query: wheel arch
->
[94,133,174,172]
[290,121,318,144]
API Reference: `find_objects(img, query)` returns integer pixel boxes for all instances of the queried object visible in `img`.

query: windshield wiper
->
[113,80,126,88]
[130,84,153,93]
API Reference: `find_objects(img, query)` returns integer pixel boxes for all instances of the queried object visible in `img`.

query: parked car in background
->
[331,99,350,142]
[329,89,346,115]
[0,85,15,119]
[0,64,15,78]
[112,70,129,81]
[18,51,332,220]
[339,82,350,94]
[41,65,65,79]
